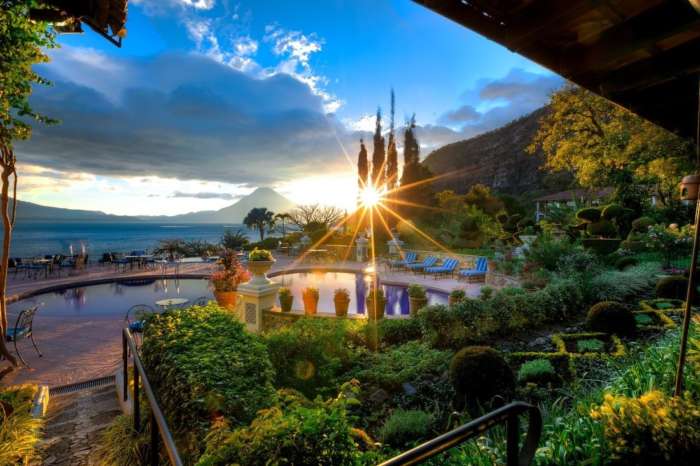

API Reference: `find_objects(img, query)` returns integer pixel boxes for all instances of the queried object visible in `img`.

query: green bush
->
[591,391,700,466]
[601,204,623,220]
[449,346,514,410]
[635,314,654,326]
[582,238,621,255]
[656,275,688,300]
[417,304,474,349]
[586,301,636,335]
[516,359,558,385]
[373,318,422,346]
[264,318,361,398]
[615,256,638,270]
[576,207,602,223]
[407,284,426,299]
[379,409,432,447]
[354,341,450,391]
[0,385,43,465]
[141,305,276,456]
[576,338,605,353]
[197,388,358,466]
[590,262,659,302]
[631,216,655,232]
[587,219,617,237]
[524,234,577,271]
[451,288,467,301]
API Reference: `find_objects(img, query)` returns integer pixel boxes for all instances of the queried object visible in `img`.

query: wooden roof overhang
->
[414,0,700,142]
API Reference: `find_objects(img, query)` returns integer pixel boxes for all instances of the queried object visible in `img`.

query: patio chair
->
[192,296,210,306]
[424,257,460,278]
[5,306,41,367]
[388,251,417,270]
[459,257,489,282]
[124,304,155,333]
[405,256,438,273]
[112,254,130,272]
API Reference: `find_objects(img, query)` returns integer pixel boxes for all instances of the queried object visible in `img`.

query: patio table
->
[155,298,189,309]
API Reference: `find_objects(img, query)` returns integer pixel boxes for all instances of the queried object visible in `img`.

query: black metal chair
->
[192,296,210,306]
[125,304,156,334]
[5,306,41,367]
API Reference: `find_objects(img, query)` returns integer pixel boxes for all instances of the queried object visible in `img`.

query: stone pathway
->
[37,384,121,466]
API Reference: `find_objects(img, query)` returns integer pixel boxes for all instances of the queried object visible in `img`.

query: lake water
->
[9,221,257,258]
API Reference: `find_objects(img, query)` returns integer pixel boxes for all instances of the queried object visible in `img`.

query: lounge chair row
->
[388,253,488,281]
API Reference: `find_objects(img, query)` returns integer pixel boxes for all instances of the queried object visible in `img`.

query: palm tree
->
[244,207,275,242]
[275,212,292,237]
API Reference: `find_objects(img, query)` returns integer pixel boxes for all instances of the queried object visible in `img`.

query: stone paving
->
[37,384,121,466]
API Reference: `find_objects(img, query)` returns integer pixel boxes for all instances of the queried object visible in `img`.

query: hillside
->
[13,187,296,223]
[423,107,552,195]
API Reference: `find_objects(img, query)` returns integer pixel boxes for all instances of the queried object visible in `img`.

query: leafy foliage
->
[0,385,42,465]
[576,338,605,353]
[407,284,426,298]
[586,301,636,335]
[248,247,273,261]
[140,305,276,457]
[220,228,248,250]
[656,275,689,301]
[516,359,557,385]
[449,346,514,410]
[379,409,432,448]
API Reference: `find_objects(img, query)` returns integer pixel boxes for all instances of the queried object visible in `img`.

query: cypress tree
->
[386,90,398,191]
[371,108,386,188]
[399,114,433,218]
[358,138,368,191]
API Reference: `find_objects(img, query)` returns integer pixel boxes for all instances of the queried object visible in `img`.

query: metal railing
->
[122,328,183,466]
[378,402,542,466]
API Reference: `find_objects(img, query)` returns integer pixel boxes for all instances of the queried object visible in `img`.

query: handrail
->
[378,401,542,466]
[122,328,183,466]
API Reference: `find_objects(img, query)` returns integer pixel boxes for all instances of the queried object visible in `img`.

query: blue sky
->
[16,0,563,214]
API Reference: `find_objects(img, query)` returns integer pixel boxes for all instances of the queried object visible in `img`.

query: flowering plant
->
[210,252,250,291]
[248,248,274,262]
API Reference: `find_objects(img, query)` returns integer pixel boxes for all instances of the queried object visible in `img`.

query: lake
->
[9,221,259,258]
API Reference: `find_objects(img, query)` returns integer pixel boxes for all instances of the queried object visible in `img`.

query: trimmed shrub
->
[374,318,422,346]
[197,389,358,466]
[631,216,655,232]
[576,207,601,223]
[379,410,432,447]
[516,359,558,385]
[614,256,638,270]
[590,391,700,466]
[582,238,621,255]
[601,204,623,220]
[586,301,636,335]
[656,275,688,300]
[264,318,361,398]
[586,220,617,237]
[141,305,276,456]
[417,304,474,349]
[354,341,450,391]
[449,346,514,410]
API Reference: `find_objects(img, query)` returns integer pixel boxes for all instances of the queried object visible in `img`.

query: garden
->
[93,206,700,464]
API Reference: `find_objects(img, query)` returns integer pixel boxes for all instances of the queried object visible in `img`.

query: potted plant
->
[209,251,250,309]
[279,287,293,312]
[333,288,351,317]
[449,289,466,305]
[302,287,319,315]
[407,284,428,316]
[247,248,275,285]
[366,287,386,320]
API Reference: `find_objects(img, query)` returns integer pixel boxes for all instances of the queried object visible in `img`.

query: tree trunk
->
[258,223,265,242]
[0,144,17,366]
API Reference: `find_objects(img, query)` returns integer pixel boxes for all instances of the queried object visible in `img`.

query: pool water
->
[8,272,448,319]
[273,271,448,316]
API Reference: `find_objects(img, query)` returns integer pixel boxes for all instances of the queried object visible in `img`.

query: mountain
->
[13,187,296,223]
[423,107,562,195]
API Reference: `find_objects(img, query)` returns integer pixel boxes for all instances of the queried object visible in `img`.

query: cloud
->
[171,191,236,200]
[17,48,355,187]
[428,68,563,148]
[131,0,215,14]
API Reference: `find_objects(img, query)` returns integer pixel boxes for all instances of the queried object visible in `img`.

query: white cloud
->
[343,114,376,132]
[181,0,215,9]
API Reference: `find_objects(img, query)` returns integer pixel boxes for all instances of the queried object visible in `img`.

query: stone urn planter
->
[408,296,428,316]
[302,288,319,315]
[279,287,293,313]
[366,291,386,320]
[214,290,238,310]
[247,260,275,286]
[333,289,350,317]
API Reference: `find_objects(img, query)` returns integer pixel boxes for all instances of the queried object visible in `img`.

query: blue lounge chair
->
[459,257,488,282]
[425,257,460,278]
[388,251,417,270]
[405,256,438,273]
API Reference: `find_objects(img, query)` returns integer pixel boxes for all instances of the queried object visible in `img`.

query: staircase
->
[37,378,121,465]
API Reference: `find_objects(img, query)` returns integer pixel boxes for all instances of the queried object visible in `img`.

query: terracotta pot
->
[214,290,238,310]
[247,260,275,286]
[365,297,386,320]
[302,291,319,315]
[334,295,350,317]
[279,295,294,312]
[409,296,428,316]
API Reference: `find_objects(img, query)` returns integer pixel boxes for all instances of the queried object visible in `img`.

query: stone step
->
[36,383,120,466]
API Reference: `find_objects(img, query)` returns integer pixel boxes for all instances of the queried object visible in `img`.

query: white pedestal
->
[237,281,280,333]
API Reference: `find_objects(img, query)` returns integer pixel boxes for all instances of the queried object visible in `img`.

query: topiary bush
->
[582,238,622,255]
[601,204,623,221]
[141,305,276,458]
[586,301,636,335]
[516,359,559,386]
[576,207,602,223]
[587,219,617,237]
[655,275,688,300]
[631,216,655,232]
[373,318,422,346]
[379,409,432,448]
[449,346,514,410]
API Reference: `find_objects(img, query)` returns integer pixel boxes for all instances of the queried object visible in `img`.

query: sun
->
[359,185,385,209]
